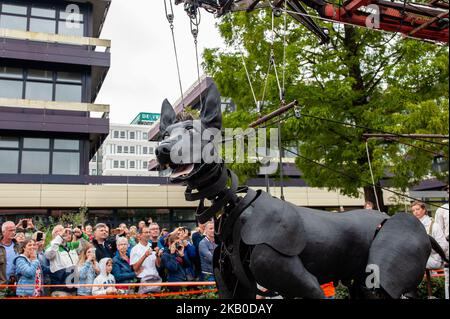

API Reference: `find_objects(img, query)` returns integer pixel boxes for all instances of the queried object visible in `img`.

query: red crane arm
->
[320,0,449,43]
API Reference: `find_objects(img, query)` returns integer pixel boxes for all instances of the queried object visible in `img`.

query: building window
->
[0,136,19,148]
[130,161,135,169]
[130,132,135,140]
[143,161,148,169]
[30,6,57,33]
[54,139,79,150]
[0,136,80,175]
[120,161,125,169]
[52,151,79,175]
[124,146,128,154]
[149,147,154,155]
[113,160,119,169]
[23,137,50,149]
[0,66,83,102]
[0,136,19,173]
[21,151,50,174]
[143,147,148,155]
[120,131,125,139]
[52,139,80,175]
[91,169,97,175]
[0,3,27,30]
[117,146,122,154]
[143,132,148,140]
[55,71,82,102]
[92,155,97,162]
[0,2,85,36]
[130,146,135,154]
[0,66,23,98]
[113,131,119,139]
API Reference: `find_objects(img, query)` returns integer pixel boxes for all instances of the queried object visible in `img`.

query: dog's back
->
[240,191,388,284]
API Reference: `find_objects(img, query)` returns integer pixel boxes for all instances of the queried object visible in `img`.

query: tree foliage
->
[203,7,449,200]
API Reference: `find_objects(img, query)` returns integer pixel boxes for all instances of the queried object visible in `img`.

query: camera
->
[22,220,28,229]
[36,232,43,242]
[176,243,183,250]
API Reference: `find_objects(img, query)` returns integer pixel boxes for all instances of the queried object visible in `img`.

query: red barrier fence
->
[1,269,445,299]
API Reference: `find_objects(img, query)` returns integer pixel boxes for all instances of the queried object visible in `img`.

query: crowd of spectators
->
[1,189,448,299]
[0,218,217,297]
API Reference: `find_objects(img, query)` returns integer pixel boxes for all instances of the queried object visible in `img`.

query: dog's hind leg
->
[249,244,325,299]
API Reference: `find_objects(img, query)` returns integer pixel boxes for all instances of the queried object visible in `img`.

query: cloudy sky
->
[95,0,225,124]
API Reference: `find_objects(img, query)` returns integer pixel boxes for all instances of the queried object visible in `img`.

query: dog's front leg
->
[249,244,325,299]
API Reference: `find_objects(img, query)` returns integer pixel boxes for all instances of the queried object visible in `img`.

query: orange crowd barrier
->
[0,281,217,289]
[424,269,445,278]
[5,289,218,300]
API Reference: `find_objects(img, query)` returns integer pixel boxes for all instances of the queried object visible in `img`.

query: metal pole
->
[278,117,285,201]
[249,100,298,128]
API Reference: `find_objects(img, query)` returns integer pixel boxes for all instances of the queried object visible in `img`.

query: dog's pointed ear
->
[160,99,176,134]
[200,83,222,130]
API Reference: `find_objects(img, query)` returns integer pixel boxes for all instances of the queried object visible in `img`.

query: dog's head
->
[156,83,222,184]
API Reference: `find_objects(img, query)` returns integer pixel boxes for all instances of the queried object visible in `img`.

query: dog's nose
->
[155,142,173,166]
[155,145,170,157]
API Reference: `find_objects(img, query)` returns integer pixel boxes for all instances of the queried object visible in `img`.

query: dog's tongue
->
[170,164,195,178]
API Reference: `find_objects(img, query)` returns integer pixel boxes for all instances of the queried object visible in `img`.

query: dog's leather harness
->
[184,165,275,297]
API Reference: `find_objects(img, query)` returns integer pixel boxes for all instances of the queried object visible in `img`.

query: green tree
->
[203,6,449,211]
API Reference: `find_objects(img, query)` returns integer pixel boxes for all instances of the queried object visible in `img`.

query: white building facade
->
[89,123,158,176]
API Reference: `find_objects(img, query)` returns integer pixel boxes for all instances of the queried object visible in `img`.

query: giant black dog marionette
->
[156,83,448,299]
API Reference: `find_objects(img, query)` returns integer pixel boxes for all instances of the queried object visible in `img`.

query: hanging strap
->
[192,169,239,224]
[185,165,229,201]
[218,188,258,242]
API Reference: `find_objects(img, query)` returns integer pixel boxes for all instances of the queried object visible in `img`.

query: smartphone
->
[36,232,43,242]
[22,220,28,228]
[151,242,158,250]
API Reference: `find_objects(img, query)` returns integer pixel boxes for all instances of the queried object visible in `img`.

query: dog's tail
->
[428,235,449,264]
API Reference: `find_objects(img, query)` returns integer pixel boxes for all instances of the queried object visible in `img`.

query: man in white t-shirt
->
[435,185,449,299]
[130,226,162,294]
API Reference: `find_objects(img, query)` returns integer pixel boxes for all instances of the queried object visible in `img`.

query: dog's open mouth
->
[170,163,195,179]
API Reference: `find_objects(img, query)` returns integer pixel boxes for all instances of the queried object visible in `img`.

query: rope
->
[164,0,185,107]
[282,0,287,100]
[230,15,259,111]
[190,5,204,109]
[365,140,382,211]
[240,51,259,109]
[269,9,283,102]
[259,62,272,114]
[271,55,284,102]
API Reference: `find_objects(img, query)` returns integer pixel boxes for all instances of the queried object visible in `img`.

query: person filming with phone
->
[15,219,37,235]
[33,231,51,296]
[44,225,89,297]
[161,233,193,291]
[130,226,162,294]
